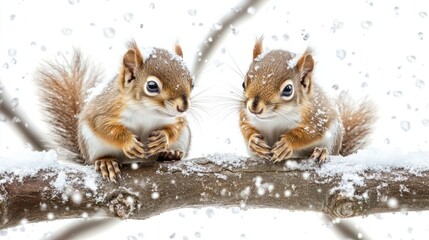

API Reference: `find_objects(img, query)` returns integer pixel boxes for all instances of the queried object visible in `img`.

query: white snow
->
[160,159,207,176]
[206,153,248,168]
[0,147,58,178]
[142,47,189,72]
[286,53,300,69]
[320,148,429,176]
[254,50,270,62]
[254,48,301,69]
[151,192,160,200]
[285,148,429,197]
[85,77,113,103]
[159,153,250,176]
[0,147,101,194]
[52,171,67,190]
[140,47,155,62]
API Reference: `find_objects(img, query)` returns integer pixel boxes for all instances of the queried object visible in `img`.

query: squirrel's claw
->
[145,130,168,156]
[271,138,293,162]
[249,134,272,160]
[310,147,329,164]
[95,158,121,183]
[123,136,145,159]
[157,149,184,162]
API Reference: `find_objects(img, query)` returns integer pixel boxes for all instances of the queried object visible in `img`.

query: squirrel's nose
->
[177,105,188,113]
[247,96,264,115]
[176,95,189,113]
[248,107,263,115]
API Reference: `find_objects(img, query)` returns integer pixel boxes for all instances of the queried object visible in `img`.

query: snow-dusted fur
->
[36,51,100,162]
[338,94,376,156]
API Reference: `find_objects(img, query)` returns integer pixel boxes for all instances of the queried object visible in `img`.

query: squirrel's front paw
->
[157,149,184,162]
[123,135,145,159]
[145,130,168,156]
[271,137,293,162]
[248,134,272,160]
[310,147,329,164]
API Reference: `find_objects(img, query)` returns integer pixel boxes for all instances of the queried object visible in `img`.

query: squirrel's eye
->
[280,80,294,100]
[282,84,293,97]
[282,84,293,96]
[144,76,162,96]
[242,81,245,89]
[147,81,159,93]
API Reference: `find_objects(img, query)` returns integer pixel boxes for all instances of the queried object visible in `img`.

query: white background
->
[1,0,428,239]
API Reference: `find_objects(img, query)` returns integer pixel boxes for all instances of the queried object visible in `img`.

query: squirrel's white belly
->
[120,104,191,156]
[120,104,177,140]
[250,111,301,146]
[81,105,178,163]
[256,122,289,146]
[250,111,343,158]
[81,122,124,162]
[321,119,343,154]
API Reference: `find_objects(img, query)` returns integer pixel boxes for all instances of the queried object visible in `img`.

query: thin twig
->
[49,218,117,240]
[192,0,265,75]
[0,83,45,151]
[323,216,371,240]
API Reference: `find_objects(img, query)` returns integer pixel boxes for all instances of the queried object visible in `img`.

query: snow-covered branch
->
[1,150,429,230]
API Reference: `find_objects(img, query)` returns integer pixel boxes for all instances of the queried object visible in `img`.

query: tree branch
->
[0,85,45,151]
[50,218,117,240]
[1,156,428,230]
[192,0,265,75]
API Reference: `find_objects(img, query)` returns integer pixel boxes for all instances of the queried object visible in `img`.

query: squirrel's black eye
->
[144,76,162,96]
[281,84,294,98]
[146,80,160,93]
[242,81,245,89]
[191,82,194,90]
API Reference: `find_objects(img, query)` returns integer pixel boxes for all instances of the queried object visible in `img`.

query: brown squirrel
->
[36,40,193,182]
[240,38,375,163]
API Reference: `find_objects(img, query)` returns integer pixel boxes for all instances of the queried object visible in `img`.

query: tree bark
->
[1,156,429,230]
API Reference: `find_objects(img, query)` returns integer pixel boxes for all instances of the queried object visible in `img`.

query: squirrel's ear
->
[123,49,143,71]
[253,36,264,60]
[175,44,183,58]
[123,49,136,69]
[296,51,314,94]
[122,49,143,86]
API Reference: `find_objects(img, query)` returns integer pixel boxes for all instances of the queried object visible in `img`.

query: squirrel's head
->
[119,40,193,117]
[242,38,314,120]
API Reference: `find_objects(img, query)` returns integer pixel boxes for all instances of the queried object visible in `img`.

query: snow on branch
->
[1,149,429,230]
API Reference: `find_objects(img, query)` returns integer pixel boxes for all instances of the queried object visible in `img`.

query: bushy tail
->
[338,93,376,156]
[36,50,101,161]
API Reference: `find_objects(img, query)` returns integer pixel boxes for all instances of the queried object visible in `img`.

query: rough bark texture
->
[1,156,429,230]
